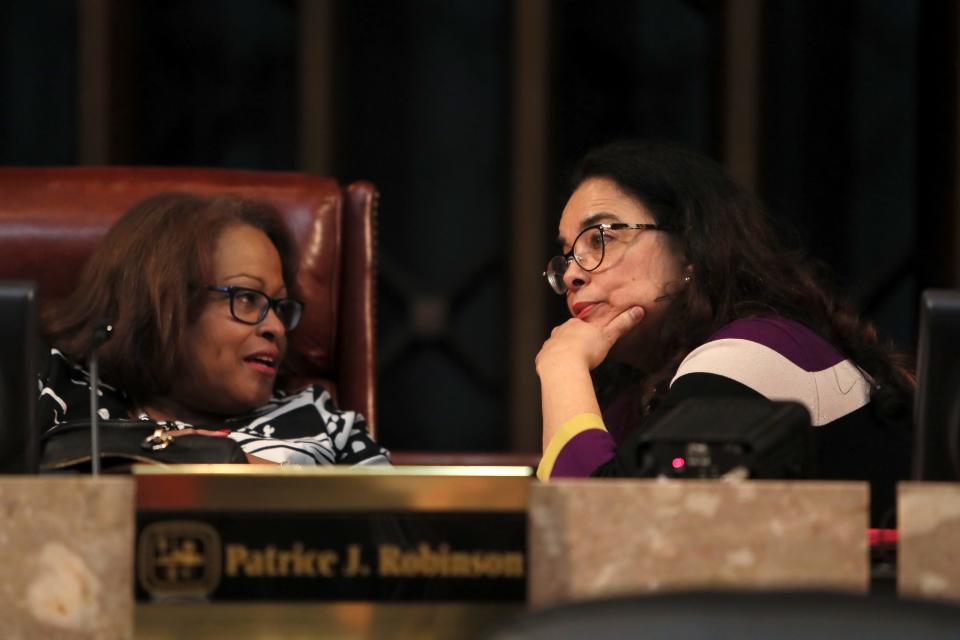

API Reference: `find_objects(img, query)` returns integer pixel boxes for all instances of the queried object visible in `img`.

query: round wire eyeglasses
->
[542,222,679,295]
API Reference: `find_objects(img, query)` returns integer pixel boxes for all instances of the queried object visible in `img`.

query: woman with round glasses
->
[39,192,388,467]
[536,140,912,524]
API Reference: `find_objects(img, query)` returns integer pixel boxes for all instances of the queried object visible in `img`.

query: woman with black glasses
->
[39,192,389,467]
[536,140,912,525]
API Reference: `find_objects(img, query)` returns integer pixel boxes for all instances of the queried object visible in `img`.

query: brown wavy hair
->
[42,192,300,405]
[572,140,915,424]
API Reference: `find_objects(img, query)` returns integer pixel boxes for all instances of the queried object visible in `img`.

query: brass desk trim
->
[136,602,524,639]
[134,465,533,511]
[132,464,534,477]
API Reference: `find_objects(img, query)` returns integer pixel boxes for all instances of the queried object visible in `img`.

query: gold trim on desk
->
[133,465,533,512]
[136,602,523,640]
[132,464,534,477]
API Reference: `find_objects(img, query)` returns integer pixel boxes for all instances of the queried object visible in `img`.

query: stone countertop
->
[0,476,134,639]
[529,479,869,608]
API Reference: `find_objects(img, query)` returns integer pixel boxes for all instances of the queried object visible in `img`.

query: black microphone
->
[89,320,114,475]
[92,321,113,348]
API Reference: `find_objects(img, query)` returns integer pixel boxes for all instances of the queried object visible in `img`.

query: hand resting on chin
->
[536,306,645,449]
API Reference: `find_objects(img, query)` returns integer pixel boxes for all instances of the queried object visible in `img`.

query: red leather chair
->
[0,167,378,436]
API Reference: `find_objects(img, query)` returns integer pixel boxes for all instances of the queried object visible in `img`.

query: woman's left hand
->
[168,428,278,465]
[168,427,231,439]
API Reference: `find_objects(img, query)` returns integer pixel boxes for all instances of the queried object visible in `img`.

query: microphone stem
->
[89,351,100,476]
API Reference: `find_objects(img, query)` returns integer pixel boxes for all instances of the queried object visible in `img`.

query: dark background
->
[2,0,950,453]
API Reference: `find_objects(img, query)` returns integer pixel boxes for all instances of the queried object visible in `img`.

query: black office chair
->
[485,591,960,640]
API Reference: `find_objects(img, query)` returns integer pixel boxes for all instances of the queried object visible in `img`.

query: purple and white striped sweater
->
[541,316,873,480]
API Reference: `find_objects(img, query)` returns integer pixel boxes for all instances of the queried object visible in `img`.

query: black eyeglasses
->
[207,285,304,331]
[543,223,679,295]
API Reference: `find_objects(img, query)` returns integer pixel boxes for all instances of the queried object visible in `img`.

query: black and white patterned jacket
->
[38,348,391,466]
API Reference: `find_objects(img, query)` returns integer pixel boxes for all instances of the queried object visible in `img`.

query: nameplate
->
[133,466,531,602]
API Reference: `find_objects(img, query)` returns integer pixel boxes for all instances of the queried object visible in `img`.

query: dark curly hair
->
[571,140,915,427]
